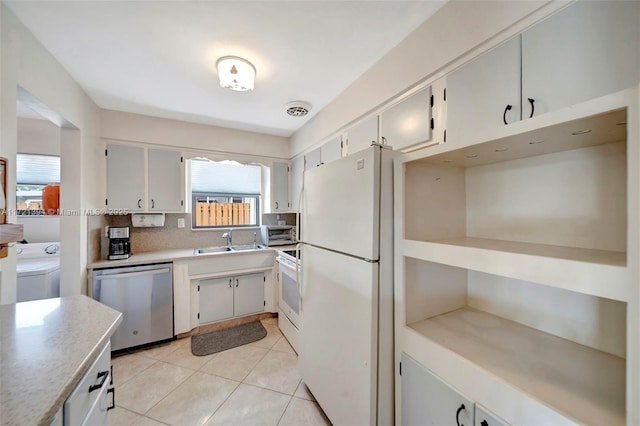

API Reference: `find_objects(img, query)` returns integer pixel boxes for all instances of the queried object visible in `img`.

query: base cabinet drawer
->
[64,341,112,426]
[82,373,113,426]
[401,353,474,426]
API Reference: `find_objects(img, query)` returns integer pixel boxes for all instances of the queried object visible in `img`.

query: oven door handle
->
[276,258,297,272]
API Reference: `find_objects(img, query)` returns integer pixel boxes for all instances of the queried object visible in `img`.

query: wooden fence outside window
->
[195,202,251,226]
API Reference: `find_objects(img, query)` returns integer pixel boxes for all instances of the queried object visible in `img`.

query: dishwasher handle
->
[93,267,172,280]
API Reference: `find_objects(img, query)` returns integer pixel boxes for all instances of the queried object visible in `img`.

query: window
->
[16,153,60,216]
[191,159,261,228]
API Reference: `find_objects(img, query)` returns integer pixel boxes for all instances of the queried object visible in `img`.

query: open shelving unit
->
[394,88,639,425]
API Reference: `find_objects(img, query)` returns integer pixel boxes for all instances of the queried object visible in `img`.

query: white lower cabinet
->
[198,272,265,324]
[63,341,113,426]
[401,353,474,426]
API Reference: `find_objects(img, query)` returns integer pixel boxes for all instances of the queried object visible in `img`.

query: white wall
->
[101,109,290,159]
[17,117,60,155]
[1,4,101,303]
[15,216,59,243]
[291,1,566,157]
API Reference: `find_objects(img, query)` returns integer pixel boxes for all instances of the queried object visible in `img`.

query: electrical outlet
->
[177,218,185,228]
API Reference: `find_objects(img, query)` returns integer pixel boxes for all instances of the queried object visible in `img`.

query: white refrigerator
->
[300,144,395,426]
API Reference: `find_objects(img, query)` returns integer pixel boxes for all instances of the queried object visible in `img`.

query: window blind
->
[16,153,60,185]
[191,159,261,194]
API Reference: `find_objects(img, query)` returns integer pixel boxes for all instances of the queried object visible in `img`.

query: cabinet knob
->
[481,420,489,426]
[456,403,466,426]
[107,387,115,411]
[89,370,109,392]
[528,97,535,118]
[503,105,513,125]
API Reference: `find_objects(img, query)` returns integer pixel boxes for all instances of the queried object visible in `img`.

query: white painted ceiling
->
[5,1,446,137]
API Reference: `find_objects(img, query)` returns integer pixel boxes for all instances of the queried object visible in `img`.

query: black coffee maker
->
[108,226,131,260]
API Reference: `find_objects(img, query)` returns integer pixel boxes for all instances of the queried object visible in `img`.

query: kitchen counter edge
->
[0,295,123,426]
[86,244,299,270]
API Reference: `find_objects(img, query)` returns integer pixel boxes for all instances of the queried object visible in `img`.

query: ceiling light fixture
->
[216,56,256,91]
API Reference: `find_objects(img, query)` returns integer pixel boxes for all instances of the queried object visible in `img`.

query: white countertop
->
[87,244,299,270]
[0,295,122,426]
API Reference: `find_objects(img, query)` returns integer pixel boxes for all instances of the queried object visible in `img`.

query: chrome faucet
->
[222,230,232,247]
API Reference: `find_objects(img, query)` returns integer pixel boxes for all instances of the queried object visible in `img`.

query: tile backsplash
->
[89,213,264,261]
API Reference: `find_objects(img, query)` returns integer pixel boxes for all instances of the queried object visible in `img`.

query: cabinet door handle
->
[503,104,512,125]
[88,370,109,392]
[151,199,155,208]
[528,97,535,118]
[107,387,115,410]
[235,278,239,287]
[137,199,142,209]
[229,279,232,288]
[455,403,465,426]
[275,201,279,210]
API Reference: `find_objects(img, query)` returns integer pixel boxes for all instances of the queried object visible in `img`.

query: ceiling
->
[5,1,447,137]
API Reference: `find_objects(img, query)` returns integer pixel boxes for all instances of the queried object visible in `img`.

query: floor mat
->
[191,321,267,356]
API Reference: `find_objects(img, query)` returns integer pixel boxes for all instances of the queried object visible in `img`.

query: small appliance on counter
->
[261,225,296,246]
[261,212,298,246]
[107,226,131,260]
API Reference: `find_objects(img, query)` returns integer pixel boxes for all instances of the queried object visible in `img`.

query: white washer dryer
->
[16,242,61,302]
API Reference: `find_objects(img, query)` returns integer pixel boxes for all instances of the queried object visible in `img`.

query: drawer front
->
[81,371,113,426]
[64,341,111,426]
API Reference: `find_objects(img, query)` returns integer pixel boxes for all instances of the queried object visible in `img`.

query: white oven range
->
[276,248,300,353]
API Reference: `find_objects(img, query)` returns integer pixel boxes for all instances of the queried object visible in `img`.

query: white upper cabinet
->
[447,36,521,145]
[380,86,433,151]
[290,156,304,212]
[148,148,183,211]
[304,147,321,170]
[346,115,378,155]
[106,144,184,212]
[320,136,342,165]
[272,161,289,212]
[447,1,640,146]
[106,144,146,211]
[521,1,640,117]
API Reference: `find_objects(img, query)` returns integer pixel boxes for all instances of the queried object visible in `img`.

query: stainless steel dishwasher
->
[91,263,174,351]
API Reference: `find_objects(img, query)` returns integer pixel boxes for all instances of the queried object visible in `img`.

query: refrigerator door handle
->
[296,242,303,302]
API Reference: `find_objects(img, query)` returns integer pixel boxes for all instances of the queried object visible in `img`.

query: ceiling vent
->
[286,101,312,117]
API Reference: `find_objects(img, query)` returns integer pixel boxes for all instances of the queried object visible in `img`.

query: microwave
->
[261,225,296,246]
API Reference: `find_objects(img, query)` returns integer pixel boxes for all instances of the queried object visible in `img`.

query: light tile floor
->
[110,317,332,426]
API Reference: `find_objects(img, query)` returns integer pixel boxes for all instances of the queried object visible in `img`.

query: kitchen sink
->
[193,247,232,255]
